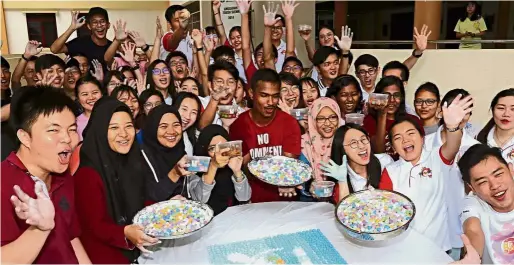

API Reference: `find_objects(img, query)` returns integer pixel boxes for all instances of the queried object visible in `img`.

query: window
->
[26,13,58,47]
[185,1,201,31]
[76,13,90,38]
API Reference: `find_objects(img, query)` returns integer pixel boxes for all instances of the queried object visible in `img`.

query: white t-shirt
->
[383,148,452,251]
[209,52,247,83]
[201,97,247,126]
[183,132,193,156]
[275,39,297,72]
[460,195,514,264]
[160,31,193,68]
[424,125,480,248]
[487,128,514,164]
[348,153,393,191]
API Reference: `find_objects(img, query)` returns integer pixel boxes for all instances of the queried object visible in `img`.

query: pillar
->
[413,1,442,49]
[334,1,348,36]
[495,1,511,49]
[0,0,9,54]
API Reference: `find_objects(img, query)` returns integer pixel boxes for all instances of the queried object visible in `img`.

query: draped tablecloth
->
[139,201,453,264]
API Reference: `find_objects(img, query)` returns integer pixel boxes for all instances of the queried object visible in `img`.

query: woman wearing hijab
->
[194,125,251,215]
[299,97,344,201]
[140,104,214,203]
[74,97,158,264]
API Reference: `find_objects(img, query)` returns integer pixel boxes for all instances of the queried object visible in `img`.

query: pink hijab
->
[301,97,344,181]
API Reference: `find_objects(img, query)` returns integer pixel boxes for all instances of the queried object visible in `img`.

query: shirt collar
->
[398,148,431,167]
[6,152,66,192]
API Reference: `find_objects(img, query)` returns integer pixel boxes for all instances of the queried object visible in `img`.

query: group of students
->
[0,0,513,264]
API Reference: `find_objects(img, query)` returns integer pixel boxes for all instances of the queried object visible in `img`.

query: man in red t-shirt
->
[230,69,301,203]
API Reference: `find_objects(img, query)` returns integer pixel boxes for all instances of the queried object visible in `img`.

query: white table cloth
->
[139,202,453,264]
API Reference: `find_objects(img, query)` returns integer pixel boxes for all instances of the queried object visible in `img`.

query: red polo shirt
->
[1,152,80,264]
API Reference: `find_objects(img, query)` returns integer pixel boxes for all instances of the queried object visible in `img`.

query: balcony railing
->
[351,39,514,49]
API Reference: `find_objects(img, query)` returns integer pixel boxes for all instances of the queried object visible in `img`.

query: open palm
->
[442,94,473,128]
[11,183,55,231]
[263,2,280,27]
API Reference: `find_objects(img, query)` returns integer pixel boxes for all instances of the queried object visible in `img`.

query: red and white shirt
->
[380,147,453,251]
[487,127,514,165]
[160,30,193,68]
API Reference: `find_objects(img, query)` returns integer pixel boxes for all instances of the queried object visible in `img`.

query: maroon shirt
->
[74,166,134,264]
[1,152,80,264]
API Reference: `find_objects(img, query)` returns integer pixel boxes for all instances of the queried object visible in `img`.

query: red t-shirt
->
[244,62,258,87]
[229,110,301,203]
[223,39,232,48]
[363,114,424,159]
[1,152,81,264]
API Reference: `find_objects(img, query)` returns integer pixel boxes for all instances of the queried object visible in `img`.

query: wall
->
[348,49,514,126]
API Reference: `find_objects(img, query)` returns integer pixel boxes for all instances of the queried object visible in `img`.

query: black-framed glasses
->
[280,86,300,94]
[357,68,377,77]
[283,65,303,72]
[343,137,370,149]
[384,92,403,100]
[152,68,170,75]
[414,99,438,106]
[315,115,338,124]
[169,60,187,67]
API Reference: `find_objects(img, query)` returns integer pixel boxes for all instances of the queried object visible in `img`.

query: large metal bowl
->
[335,189,416,243]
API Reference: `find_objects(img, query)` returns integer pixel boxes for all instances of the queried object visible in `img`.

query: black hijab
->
[80,97,145,226]
[141,104,186,202]
[194,125,236,215]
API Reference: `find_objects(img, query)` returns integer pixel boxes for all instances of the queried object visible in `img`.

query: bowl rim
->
[334,189,416,235]
[248,156,312,187]
[133,199,215,239]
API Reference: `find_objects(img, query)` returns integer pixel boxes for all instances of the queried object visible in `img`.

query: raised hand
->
[263,2,280,27]
[278,99,293,114]
[414,24,431,53]
[212,0,222,12]
[110,60,119,71]
[136,75,147,95]
[280,0,299,20]
[155,16,163,39]
[298,25,312,41]
[113,19,128,41]
[120,42,137,66]
[235,0,253,15]
[228,156,243,173]
[191,29,203,46]
[334,25,353,52]
[123,78,138,90]
[188,66,198,78]
[178,9,191,30]
[70,11,86,30]
[24,40,43,57]
[442,94,473,129]
[452,234,481,264]
[10,183,55,231]
[320,157,348,182]
[90,59,104,82]
[128,31,146,48]
[203,33,215,52]
[36,72,58,86]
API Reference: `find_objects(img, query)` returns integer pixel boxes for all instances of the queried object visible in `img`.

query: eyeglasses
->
[213,78,237,89]
[357,68,377,77]
[414,99,438,106]
[152,68,170,75]
[315,115,338,125]
[280,86,299,94]
[65,68,80,75]
[319,33,334,40]
[144,101,162,110]
[283,66,302,72]
[343,137,370,149]
[383,92,403,100]
[169,60,187,67]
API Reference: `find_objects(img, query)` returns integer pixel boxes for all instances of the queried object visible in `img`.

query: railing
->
[351,39,514,49]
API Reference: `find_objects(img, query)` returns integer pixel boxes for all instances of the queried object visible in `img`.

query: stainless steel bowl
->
[335,189,416,243]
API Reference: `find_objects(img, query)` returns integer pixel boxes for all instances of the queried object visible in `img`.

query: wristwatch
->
[446,126,461,132]
[412,49,423,58]
[234,171,246,182]
[196,46,204,52]
[141,44,150,52]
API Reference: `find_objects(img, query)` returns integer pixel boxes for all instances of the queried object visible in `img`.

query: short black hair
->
[1,56,10,69]
[65,58,80,70]
[165,51,188,65]
[415,82,441,101]
[10,85,78,137]
[139,89,165,107]
[208,61,239,82]
[35,54,65,73]
[282,56,304,70]
[205,26,217,35]
[254,43,278,60]
[279,72,300,87]
[354,54,379,69]
[72,52,88,60]
[458,144,507,184]
[326,74,362,98]
[165,5,185,23]
[75,75,102,98]
[382,60,410,81]
[87,7,109,23]
[212,46,236,62]
[111,84,138,101]
[251,69,280,92]
[388,115,425,142]
[275,14,285,26]
[312,46,340,66]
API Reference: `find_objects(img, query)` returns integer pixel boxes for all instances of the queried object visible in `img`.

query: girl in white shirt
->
[173,92,201,156]
[476,88,514,164]
[320,124,394,202]
[379,94,474,252]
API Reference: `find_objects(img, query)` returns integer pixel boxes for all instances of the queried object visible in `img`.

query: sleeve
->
[454,20,461,33]
[223,39,233,48]
[187,175,216,203]
[376,154,394,170]
[478,17,487,31]
[229,119,249,156]
[460,195,482,225]
[161,32,175,52]
[282,115,302,156]
[362,115,377,137]
[0,189,22,246]
[65,37,80,55]
[438,146,454,166]
[74,168,132,249]
[378,168,394,190]
[232,176,252,201]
